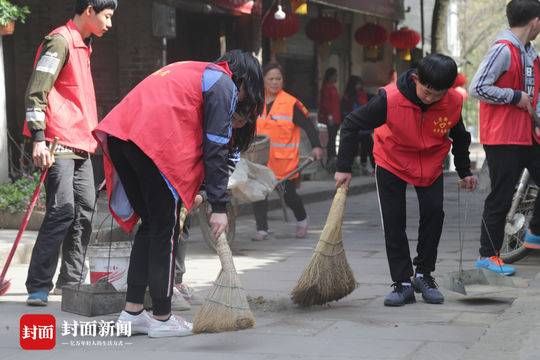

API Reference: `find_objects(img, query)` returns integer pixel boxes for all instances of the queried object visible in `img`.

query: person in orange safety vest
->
[252,62,323,241]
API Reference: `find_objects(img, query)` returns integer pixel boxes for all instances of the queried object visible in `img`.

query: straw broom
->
[192,231,254,333]
[291,185,356,306]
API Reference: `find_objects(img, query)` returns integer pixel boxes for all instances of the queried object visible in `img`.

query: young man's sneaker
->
[252,230,270,242]
[384,283,415,306]
[524,230,540,249]
[117,310,155,335]
[26,291,48,306]
[148,315,193,338]
[412,274,444,304]
[175,283,202,305]
[51,287,63,295]
[475,256,515,276]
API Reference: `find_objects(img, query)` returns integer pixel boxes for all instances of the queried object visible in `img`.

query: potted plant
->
[0,0,30,36]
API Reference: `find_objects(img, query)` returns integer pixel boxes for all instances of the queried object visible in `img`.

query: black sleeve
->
[336,90,388,172]
[292,105,321,148]
[449,116,473,179]
[203,73,237,213]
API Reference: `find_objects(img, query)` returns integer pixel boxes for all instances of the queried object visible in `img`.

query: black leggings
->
[252,179,307,231]
[108,137,182,316]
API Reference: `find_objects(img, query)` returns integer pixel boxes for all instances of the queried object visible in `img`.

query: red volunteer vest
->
[94,61,232,232]
[373,85,463,187]
[479,40,540,145]
[256,90,303,180]
[23,20,98,153]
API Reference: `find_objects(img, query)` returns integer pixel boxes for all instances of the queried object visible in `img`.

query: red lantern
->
[389,27,421,61]
[453,73,468,88]
[354,23,388,47]
[262,8,300,40]
[305,16,343,44]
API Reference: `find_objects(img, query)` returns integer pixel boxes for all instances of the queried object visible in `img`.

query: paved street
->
[1,173,540,359]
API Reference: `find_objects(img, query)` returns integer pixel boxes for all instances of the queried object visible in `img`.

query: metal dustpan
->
[441,184,527,295]
[441,268,527,295]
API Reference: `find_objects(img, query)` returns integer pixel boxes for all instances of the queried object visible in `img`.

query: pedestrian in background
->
[252,62,323,241]
[319,67,341,163]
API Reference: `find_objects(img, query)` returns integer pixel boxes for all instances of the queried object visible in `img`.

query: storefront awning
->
[310,0,404,20]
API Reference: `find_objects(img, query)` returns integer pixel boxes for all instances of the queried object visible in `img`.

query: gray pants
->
[174,215,190,284]
[26,158,95,293]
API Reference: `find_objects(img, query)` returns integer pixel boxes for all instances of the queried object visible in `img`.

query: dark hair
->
[262,62,284,78]
[344,75,362,100]
[216,50,264,152]
[323,67,338,84]
[506,0,540,27]
[416,53,457,91]
[75,0,118,15]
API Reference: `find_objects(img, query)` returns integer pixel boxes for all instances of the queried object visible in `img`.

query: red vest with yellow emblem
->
[94,61,232,232]
[479,40,540,145]
[23,20,98,153]
[373,84,463,187]
[256,90,306,180]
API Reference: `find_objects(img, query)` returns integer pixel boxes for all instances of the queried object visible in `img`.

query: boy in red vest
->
[470,0,540,275]
[335,54,478,306]
[23,0,117,306]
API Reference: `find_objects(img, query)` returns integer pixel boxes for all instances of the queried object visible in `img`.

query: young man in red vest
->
[470,0,540,275]
[93,50,264,337]
[335,54,478,306]
[23,0,117,306]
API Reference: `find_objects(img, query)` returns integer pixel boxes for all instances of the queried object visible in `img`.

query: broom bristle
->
[193,270,255,333]
[291,241,356,306]
[291,186,356,306]
[193,234,255,333]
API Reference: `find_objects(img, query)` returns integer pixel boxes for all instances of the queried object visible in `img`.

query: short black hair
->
[75,0,118,15]
[416,53,457,91]
[506,0,540,27]
[216,50,264,152]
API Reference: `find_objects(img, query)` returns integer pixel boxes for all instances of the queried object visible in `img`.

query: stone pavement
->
[0,169,539,359]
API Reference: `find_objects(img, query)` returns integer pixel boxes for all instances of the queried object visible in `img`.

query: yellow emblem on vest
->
[433,116,450,135]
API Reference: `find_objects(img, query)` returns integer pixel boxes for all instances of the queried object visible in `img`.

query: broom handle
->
[0,138,58,280]
[214,232,236,272]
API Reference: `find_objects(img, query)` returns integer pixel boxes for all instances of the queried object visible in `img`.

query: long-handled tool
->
[441,182,527,295]
[275,157,315,222]
[0,138,58,296]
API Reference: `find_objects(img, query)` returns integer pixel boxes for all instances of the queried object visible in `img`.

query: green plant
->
[0,0,30,26]
[0,174,44,214]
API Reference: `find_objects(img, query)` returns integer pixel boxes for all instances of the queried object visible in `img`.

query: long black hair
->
[343,75,362,101]
[216,50,264,152]
[322,67,338,84]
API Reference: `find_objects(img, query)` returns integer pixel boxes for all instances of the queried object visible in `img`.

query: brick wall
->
[7,0,161,133]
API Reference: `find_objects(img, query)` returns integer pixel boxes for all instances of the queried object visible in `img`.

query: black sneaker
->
[412,275,444,304]
[383,283,416,307]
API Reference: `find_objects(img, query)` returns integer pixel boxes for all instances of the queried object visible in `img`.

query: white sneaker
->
[172,287,191,311]
[148,315,193,338]
[117,310,155,335]
[175,283,202,305]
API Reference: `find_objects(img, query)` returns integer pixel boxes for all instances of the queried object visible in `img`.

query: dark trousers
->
[26,158,95,293]
[253,179,307,231]
[376,166,444,282]
[480,145,540,257]
[327,123,340,159]
[108,137,181,316]
[359,133,375,168]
